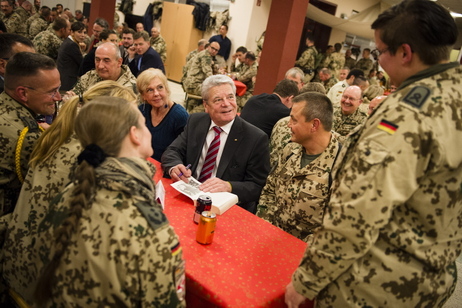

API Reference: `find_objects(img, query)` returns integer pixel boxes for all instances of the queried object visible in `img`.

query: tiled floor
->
[167,78,462,307]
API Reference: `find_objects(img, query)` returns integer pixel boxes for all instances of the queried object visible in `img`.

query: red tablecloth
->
[234,80,247,97]
[150,159,314,308]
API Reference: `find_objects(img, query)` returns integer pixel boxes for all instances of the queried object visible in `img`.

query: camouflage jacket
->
[295,46,317,71]
[333,105,367,138]
[237,61,258,94]
[269,116,291,168]
[33,29,63,60]
[344,56,356,69]
[322,76,338,93]
[354,57,374,75]
[14,6,29,23]
[258,134,341,241]
[72,65,137,96]
[28,15,48,39]
[292,62,462,307]
[2,11,26,36]
[0,92,42,216]
[150,35,167,63]
[230,62,245,75]
[3,137,81,304]
[5,157,186,306]
[328,52,345,78]
[185,49,198,63]
[183,49,214,95]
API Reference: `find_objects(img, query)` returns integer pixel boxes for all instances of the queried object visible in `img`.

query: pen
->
[178,164,191,177]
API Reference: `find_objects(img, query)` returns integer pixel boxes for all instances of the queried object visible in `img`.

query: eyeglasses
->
[373,47,389,56]
[210,46,219,52]
[342,95,360,102]
[23,86,61,100]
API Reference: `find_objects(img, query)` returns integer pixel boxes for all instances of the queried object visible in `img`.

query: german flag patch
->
[377,119,398,135]
[171,242,182,257]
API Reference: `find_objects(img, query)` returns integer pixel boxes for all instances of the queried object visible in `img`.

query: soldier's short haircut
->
[273,79,299,98]
[221,24,228,31]
[40,6,51,17]
[363,48,371,53]
[0,33,34,58]
[2,0,14,7]
[300,82,326,95]
[99,29,117,41]
[94,17,109,30]
[236,46,247,54]
[201,74,236,101]
[293,92,333,131]
[306,33,314,42]
[285,67,304,81]
[245,51,256,61]
[372,0,457,65]
[5,52,56,86]
[71,21,85,32]
[198,39,207,47]
[122,28,135,36]
[75,9,82,14]
[52,17,68,31]
[133,31,149,42]
[352,76,368,96]
[346,68,364,79]
[334,43,342,52]
[320,68,331,76]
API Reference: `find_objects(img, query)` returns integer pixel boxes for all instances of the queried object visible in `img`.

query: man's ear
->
[401,43,413,64]
[0,59,7,76]
[203,100,209,113]
[16,86,28,102]
[128,125,141,146]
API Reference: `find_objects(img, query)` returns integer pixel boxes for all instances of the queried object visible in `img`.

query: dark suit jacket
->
[161,113,270,212]
[0,77,4,93]
[240,93,290,138]
[129,46,165,76]
[57,37,83,91]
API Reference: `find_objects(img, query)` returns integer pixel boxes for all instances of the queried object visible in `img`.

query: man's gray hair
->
[201,75,236,101]
[285,67,304,80]
[97,42,121,59]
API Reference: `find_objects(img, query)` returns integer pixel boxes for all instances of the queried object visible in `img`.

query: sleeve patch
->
[403,86,430,108]
[377,119,398,135]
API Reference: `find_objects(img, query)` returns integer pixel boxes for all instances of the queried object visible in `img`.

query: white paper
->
[155,180,166,209]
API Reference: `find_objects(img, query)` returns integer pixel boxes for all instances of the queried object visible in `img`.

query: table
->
[150,159,314,308]
[234,80,247,97]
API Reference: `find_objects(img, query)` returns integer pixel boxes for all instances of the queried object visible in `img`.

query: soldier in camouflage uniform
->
[318,68,338,93]
[27,6,49,39]
[258,93,341,241]
[235,51,258,111]
[185,39,207,63]
[229,45,247,74]
[32,17,69,60]
[10,99,184,306]
[149,27,167,63]
[332,86,367,141]
[286,1,462,307]
[0,52,59,217]
[2,82,138,305]
[344,48,356,69]
[295,34,318,83]
[14,2,29,23]
[1,0,26,36]
[327,43,345,79]
[72,42,137,96]
[354,48,374,75]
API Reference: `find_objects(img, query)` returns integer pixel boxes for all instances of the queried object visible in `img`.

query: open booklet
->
[170,177,238,215]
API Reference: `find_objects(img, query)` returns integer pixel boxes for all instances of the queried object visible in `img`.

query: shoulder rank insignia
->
[377,119,398,135]
[403,86,430,108]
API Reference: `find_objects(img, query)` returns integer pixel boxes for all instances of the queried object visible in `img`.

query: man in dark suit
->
[128,31,164,76]
[162,74,270,213]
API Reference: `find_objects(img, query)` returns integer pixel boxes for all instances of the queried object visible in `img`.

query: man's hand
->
[38,122,50,130]
[200,177,231,193]
[169,164,191,183]
[128,45,136,59]
[285,282,307,308]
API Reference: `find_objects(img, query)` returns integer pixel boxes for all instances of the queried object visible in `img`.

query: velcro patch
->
[403,86,430,108]
[377,119,398,135]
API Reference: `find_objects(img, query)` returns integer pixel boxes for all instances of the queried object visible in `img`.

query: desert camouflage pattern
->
[344,56,356,69]
[258,133,341,241]
[328,52,345,79]
[0,92,42,216]
[4,157,186,306]
[32,28,63,60]
[72,64,137,96]
[269,116,291,168]
[322,76,338,94]
[28,15,48,39]
[354,57,374,75]
[183,49,214,96]
[236,61,258,111]
[292,62,462,307]
[2,137,81,304]
[185,49,198,63]
[150,35,167,63]
[332,105,367,138]
[2,11,26,36]
[295,46,317,83]
[14,6,29,23]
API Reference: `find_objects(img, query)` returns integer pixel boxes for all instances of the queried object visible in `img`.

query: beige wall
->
[328,0,379,18]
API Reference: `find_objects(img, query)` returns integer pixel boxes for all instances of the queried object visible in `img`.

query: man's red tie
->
[199,126,223,182]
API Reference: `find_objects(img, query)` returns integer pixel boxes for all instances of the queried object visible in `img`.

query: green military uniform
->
[236,61,258,111]
[185,49,198,63]
[344,56,356,69]
[258,134,341,241]
[0,92,42,216]
[4,157,186,306]
[72,65,137,96]
[295,46,317,83]
[269,116,291,168]
[332,105,367,138]
[230,61,244,75]
[355,57,374,75]
[150,35,167,63]
[292,62,462,307]
[2,11,26,36]
[328,52,345,79]
[322,76,338,93]
[32,29,63,60]
[14,6,29,23]
[28,15,48,39]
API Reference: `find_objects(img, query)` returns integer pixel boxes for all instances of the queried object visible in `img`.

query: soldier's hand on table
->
[200,178,231,193]
[285,282,307,308]
[169,164,191,183]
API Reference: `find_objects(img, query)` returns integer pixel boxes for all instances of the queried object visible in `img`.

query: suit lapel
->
[217,117,242,178]
[190,114,211,174]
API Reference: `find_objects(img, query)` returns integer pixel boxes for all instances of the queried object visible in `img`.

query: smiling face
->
[204,84,237,127]
[22,69,61,115]
[142,77,169,109]
[340,86,362,115]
